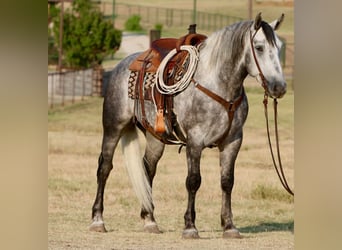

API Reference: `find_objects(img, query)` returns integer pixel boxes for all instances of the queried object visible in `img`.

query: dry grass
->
[48,86,294,249]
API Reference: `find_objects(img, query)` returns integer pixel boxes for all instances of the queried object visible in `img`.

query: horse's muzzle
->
[268,81,287,99]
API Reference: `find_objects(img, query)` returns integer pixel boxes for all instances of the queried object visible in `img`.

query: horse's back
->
[105,53,140,97]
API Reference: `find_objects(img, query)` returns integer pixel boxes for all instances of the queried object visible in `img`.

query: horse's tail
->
[120,127,153,213]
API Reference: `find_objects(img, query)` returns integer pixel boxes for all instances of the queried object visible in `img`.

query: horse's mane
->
[200,21,252,74]
[200,20,276,75]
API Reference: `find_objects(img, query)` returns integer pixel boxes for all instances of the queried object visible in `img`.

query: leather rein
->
[250,28,294,196]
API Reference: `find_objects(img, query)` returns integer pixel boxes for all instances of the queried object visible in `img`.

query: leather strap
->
[193,79,244,145]
[137,50,152,128]
[250,29,268,92]
[263,95,294,196]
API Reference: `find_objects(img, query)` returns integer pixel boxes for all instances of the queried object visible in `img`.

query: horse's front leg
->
[182,145,202,239]
[219,133,243,238]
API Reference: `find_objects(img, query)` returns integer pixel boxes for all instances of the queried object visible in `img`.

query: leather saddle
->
[129,33,207,72]
[128,26,207,144]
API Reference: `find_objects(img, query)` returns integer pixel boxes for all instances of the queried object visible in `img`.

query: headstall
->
[250,27,294,196]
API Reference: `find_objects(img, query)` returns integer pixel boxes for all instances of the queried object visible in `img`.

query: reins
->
[263,94,294,196]
[250,28,294,196]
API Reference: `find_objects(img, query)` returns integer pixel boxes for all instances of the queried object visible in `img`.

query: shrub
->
[125,15,143,31]
[154,23,163,32]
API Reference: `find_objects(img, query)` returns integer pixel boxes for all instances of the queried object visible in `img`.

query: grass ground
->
[48,85,294,249]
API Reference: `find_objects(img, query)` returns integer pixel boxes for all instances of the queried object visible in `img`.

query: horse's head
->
[247,13,286,98]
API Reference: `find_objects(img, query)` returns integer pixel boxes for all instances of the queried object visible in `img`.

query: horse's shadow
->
[239,221,294,234]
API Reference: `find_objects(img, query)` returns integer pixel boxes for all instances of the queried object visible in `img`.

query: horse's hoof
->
[144,222,162,234]
[223,228,242,239]
[89,221,107,233]
[182,228,200,239]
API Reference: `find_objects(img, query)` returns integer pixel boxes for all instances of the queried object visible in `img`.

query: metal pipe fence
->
[48,68,102,108]
[103,3,243,32]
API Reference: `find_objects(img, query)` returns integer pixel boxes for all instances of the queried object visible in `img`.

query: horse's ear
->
[254,12,262,30]
[270,13,285,31]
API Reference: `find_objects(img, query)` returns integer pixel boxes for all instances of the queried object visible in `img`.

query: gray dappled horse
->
[90,13,286,239]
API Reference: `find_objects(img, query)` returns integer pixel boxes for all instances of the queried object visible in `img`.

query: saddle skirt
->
[127,30,207,144]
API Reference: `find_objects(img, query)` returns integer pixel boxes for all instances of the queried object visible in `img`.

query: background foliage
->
[51,0,122,68]
[124,15,143,32]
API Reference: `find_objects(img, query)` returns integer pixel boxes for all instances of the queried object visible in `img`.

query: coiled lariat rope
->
[153,45,199,96]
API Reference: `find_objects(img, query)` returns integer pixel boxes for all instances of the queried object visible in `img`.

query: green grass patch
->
[251,184,294,203]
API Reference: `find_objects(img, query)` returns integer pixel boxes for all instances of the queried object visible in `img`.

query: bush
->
[154,23,163,32]
[125,15,143,31]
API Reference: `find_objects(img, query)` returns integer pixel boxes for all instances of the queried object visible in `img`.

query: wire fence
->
[101,2,243,32]
[48,68,103,108]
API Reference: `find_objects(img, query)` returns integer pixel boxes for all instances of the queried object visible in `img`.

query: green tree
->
[48,3,60,65]
[52,0,122,69]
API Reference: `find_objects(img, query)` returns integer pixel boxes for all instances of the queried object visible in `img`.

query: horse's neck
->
[195,26,249,100]
[196,46,248,101]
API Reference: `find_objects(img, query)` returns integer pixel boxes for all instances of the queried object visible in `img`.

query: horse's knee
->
[186,173,202,193]
[221,174,234,192]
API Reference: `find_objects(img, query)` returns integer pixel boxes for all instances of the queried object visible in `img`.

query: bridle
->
[250,27,294,196]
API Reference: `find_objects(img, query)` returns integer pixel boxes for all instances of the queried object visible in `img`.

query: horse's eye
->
[255,45,264,52]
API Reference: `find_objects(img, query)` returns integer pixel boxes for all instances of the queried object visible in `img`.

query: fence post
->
[81,70,85,101]
[150,29,161,46]
[50,74,54,109]
[279,36,286,67]
[91,66,103,97]
[61,72,65,106]
[146,7,150,23]
[170,9,173,26]
[180,10,184,26]
[155,7,159,23]
[72,71,76,104]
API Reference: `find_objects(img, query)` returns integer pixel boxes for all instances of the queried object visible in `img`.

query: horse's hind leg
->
[140,132,165,233]
[90,123,125,232]
[219,134,243,238]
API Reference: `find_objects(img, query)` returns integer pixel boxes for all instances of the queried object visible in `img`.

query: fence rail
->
[48,68,102,108]
[102,3,243,32]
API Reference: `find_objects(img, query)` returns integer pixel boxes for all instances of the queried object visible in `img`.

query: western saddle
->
[128,25,207,144]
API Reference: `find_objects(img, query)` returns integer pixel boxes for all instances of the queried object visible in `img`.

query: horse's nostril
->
[271,83,286,98]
